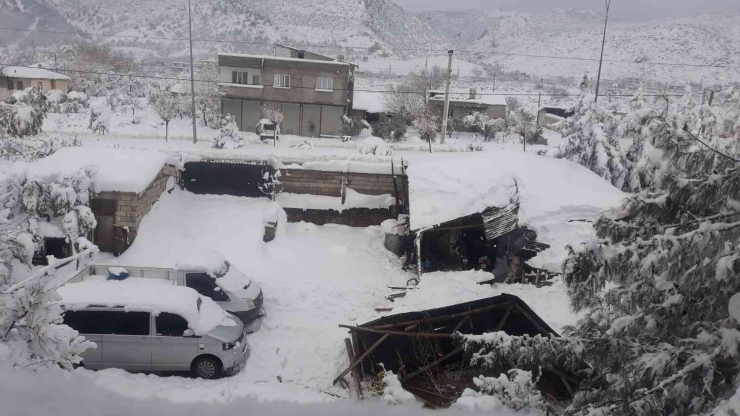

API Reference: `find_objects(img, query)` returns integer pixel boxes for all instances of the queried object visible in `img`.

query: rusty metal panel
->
[482,204,519,241]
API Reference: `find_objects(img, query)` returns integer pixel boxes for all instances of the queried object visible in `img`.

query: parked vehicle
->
[69,260,263,324]
[58,281,248,379]
[256,118,280,142]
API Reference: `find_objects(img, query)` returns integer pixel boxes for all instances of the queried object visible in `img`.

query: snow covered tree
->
[149,89,178,141]
[341,115,367,138]
[463,89,740,416]
[0,102,46,160]
[260,102,284,126]
[259,169,283,202]
[556,94,627,189]
[194,64,224,127]
[87,97,110,135]
[212,114,244,149]
[381,80,424,124]
[414,107,438,144]
[407,65,445,105]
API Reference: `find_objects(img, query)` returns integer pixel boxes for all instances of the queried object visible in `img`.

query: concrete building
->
[428,88,507,120]
[218,46,357,137]
[0,65,70,101]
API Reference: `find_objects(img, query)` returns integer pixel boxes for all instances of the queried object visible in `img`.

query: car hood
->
[207,314,243,342]
[214,265,261,301]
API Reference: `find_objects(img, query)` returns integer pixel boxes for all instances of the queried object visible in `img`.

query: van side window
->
[63,310,104,334]
[101,311,150,336]
[185,273,229,302]
[155,313,189,336]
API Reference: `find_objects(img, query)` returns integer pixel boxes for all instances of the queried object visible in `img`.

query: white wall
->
[220,66,262,85]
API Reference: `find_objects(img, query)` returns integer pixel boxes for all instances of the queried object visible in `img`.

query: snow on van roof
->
[16,147,171,193]
[57,280,236,334]
[406,150,627,231]
[1,66,70,80]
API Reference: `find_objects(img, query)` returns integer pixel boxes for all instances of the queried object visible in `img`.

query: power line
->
[2,26,739,70]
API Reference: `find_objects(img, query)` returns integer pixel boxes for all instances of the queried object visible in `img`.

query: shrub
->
[341,115,366,138]
[372,115,406,142]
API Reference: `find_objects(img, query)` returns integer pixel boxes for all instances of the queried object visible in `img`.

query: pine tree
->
[463,88,740,415]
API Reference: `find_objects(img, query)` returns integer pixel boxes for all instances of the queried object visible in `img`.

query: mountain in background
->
[418,8,740,83]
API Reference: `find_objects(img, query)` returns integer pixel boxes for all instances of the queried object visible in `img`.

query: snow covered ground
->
[57,188,583,405]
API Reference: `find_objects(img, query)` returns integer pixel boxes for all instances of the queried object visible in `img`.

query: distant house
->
[0,65,70,101]
[428,88,508,120]
[537,106,575,128]
[350,90,386,123]
[218,45,358,137]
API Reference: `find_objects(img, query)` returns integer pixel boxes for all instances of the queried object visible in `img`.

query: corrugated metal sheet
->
[482,204,519,241]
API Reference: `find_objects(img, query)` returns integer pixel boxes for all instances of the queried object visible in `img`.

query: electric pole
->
[440,50,453,145]
[594,0,611,103]
[188,0,198,144]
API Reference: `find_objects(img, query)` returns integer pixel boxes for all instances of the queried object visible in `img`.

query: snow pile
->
[17,147,170,193]
[358,137,394,156]
[381,371,420,406]
[454,370,546,413]
[57,280,235,334]
[381,218,408,236]
[277,188,395,212]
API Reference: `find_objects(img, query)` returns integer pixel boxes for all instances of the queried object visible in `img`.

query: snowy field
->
[60,189,582,404]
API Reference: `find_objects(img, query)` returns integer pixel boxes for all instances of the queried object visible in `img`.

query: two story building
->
[1,65,70,101]
[218,47,356,137]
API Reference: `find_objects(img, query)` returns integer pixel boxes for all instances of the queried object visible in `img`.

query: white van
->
[69,260,263,324]
[58,280,248,379]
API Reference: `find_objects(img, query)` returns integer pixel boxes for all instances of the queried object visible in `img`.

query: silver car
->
[62,306,248,379]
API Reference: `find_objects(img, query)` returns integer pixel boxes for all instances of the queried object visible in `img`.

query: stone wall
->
[93,164,178,246]
[284,207,396,227]
[281,168,407,198]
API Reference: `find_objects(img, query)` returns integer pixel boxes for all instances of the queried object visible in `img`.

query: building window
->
[317,77,333,91]
[252,75,260,85]
[51,80,56,89]
[274,74,290,88]
[232,71,249,85]
[7,80,14,90]
[37,82,43,89]
[16,81,23,90]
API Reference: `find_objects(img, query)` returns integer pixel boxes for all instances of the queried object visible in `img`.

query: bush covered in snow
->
[87,97,111,135]
[0,102,47,160]
[212,114,244,149]
[377,370,420,406]
[11,88,47,114]
[359,136,394,156]
[60,91,88,114]
[45,90,67,113]
[414,107,438,143]
[341,115,368,138]
[455,369,545,412]
[371,115,406,142]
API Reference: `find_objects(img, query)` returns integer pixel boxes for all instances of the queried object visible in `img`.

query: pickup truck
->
[68,261,263,324]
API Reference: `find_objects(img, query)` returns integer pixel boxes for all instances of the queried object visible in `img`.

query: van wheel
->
[192,356,221,379]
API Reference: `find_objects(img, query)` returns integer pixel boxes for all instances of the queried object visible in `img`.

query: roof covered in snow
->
[406,150,627,231]
[1,66,70,80]
[429,89,508,107]
[57,279,237,334]
[352,91,385,113]
[17,147,171,194]
[217,52,351,67]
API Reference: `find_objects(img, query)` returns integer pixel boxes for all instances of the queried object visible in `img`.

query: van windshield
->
[213,262,251,292]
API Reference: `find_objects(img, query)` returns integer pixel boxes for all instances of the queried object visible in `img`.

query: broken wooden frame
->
[336,294,580,407]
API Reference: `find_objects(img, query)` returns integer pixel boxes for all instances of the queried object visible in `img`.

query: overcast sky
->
[394,0,738,21]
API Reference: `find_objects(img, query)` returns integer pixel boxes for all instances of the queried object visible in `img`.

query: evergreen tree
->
[464,89,740,415]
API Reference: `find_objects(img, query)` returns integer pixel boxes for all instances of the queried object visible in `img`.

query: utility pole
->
[594,0,611,103]
[440,50,453,145]
[492,73,496,93]
[188,0,198,144]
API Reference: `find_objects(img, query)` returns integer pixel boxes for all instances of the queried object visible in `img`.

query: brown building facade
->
[218,50,356,137]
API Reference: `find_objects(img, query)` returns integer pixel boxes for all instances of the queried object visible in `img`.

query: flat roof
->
[217,52,352,67]
[2,66,70,80]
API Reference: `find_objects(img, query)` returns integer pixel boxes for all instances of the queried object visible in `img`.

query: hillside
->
[419,8,740,84]
[5,0,449,59]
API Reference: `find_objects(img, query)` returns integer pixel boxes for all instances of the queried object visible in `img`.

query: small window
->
[16,81,23,90]
[100,311,150,336]
[51,80,56,89]
[232,71,249,85]
[63,310,104,334]
[186,273,230,302]
[317,77,333,91]
[252,75,260,85]
[37,82,43,89]
[274,74,290,88]
[7,80,14,90]
[155,312,190,337]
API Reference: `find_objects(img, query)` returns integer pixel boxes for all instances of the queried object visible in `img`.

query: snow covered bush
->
[259,169,283,201]
[464,88,740,415]
[0,102,46,160]
[414,107,438,143]
[212,114,244,149]
[359,137,394,156]
[484,119,507,142]
[12,88,47,114]
[45,90,67,113]
[341,115,367,138]
[455,369,545,412]
[87,97,110,135]
[466,138,484,152]
[372,115,406,142]
[373,370,420,406]
[60,91,88,114]
[260,102,284,126]
[463,112,489,135]
[149,89,178,141]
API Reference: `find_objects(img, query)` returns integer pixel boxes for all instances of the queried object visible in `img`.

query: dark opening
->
[155,312,190,337]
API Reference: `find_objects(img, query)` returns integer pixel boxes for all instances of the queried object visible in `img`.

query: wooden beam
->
[333,333,389,385]
[369,303,510,330]
[344,338,363,399]
[514,304,552,336]
[400,385,439,409]
[339,325,454,339]
[560,376,574,398]
[399,345,465,383]
[451,316,471,334]
[495,307,512,331]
